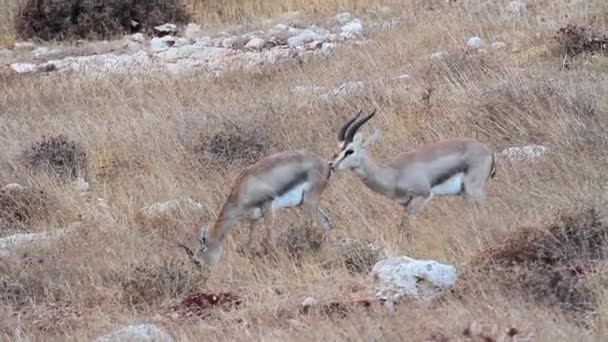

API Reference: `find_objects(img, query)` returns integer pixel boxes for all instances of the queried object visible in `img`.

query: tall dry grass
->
[1,0,608,341]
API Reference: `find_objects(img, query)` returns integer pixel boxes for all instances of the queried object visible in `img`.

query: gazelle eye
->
[344,150,354,156]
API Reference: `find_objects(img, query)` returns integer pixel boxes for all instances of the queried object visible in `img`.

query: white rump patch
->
[431,172,464,196]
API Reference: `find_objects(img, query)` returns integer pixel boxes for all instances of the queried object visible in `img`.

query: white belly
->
[248,182,309,220]
[431,172,464,196]
[272,182,309,211]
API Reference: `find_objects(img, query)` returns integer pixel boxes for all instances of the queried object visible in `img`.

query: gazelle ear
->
[353,132,365,146]
[362,129,382,149]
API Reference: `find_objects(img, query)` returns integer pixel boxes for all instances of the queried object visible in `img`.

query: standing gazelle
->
[329,109,495,221]
[196,150,332,266]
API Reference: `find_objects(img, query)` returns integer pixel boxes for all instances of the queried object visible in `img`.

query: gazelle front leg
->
[261,204,276,254]
[237,219,258,256]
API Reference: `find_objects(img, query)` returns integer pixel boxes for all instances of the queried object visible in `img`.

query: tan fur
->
[330,112,495,220]
[198,150,331,265]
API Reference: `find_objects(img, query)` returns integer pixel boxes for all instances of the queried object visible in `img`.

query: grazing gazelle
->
[195,150,332,265]
[329,109,496,221]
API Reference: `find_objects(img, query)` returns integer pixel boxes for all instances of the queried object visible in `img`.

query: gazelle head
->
[329,109,379,171]
[196,224,223,265]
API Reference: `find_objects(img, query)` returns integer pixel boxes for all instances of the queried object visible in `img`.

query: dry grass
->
[1,0,608,341]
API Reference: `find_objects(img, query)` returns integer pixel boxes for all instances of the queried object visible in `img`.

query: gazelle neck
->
[352,152,398,198]
[209,202,239,244]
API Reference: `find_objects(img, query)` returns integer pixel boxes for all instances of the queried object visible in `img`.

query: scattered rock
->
[491,41,507,49]
[95,324,174,342]
[184,23,202,40]
[334,12,353,26]
[394,74,410,80]
[430,51,449,60]
[370,256,458,301]
[222,36,248,50]
[13,41,36,50]
[321,42,337,56]
[340,19,364,39]
[136,198,204,222]
[168,292,241,319]
[173,37,191,48]
[334,80,366,96]
[0,229,70,257]
[245,37,266,50]
[154,23,178,36]
[9,63,37,74]
[507,0,527,16]
[73,177,90,192]
[288,29,329,49]
[2,183,25,192]
[129,33,146,44]
[466,36,484,50]
[32,47,61,59]
[500,144,548,161]
[150,36,175,52]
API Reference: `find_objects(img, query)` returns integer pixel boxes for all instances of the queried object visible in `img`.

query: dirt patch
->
[168,292,241,319]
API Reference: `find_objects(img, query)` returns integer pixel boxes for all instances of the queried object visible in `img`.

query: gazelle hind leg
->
[463,158,493,204]
[261,204,276,254]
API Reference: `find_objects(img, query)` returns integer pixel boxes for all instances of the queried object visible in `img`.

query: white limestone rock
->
[340,19,364,39]
[370,256,458,301]
[500,144,548,161]
[154,23,178,36]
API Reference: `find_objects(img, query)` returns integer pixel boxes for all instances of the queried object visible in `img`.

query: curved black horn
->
[338,111,362,141]
[345,109,376,143]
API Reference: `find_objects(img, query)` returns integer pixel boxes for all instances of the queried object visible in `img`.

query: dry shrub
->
[0,185,53,232]
[16,0,190,41]
[21,134,88,180]
[554,24,608,58]
[276,223,325,259]
[121,258,204,310]
[470,208,608,324]
[194,123,271,169]
[168,291,242,319]
[325,237,384,274]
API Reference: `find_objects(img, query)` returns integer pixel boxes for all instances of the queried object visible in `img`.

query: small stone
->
[466,36,484,49]
[245,37,265,50]
[154,23,178,36]
[321,42,336,56]
[340,19,363,39]
[174,37,191,47]
[129,33,145,43]
[13,41,36,50]
[334,12,353,26]
[507,0,527,16]
[9,63,37,73]
[394,74,410,80]
[2,183,25,192]
[491,41,507,49]
[431,51,448,60]
[73,177,90,192]
[95,324,174,342]
[184,23,202,40]
[274,23,289,32]
[302,297,319,307]
[150,36,175,52]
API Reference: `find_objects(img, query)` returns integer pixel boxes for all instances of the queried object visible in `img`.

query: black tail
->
[490,153,497,179]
